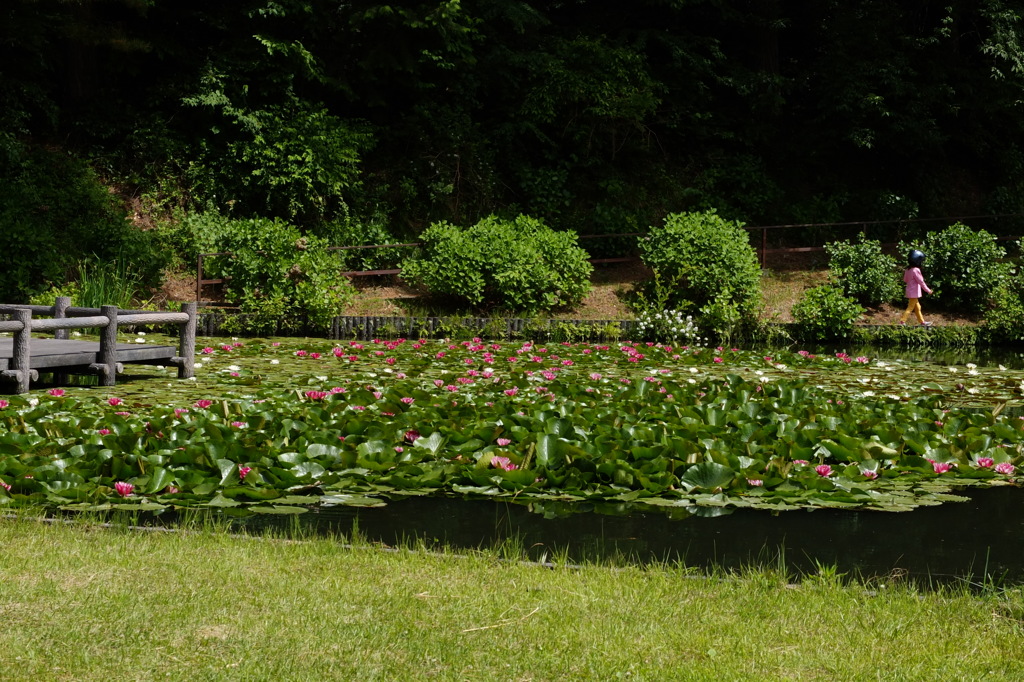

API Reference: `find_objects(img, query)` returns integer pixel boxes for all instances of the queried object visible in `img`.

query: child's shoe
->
[922,321,933,327]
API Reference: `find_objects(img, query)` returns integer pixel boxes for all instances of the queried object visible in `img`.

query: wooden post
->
[12,308,32,394]
[53,296,71,341]
[178,302,197,379]
[52,296,71,387]
[97,305,118,386]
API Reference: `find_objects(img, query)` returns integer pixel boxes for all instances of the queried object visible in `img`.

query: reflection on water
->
[225,487,1024,583]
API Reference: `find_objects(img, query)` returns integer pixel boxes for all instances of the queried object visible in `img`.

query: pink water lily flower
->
[48,388,65,397]
[863,470,878,480]
[108,397,123,406]
[497,438,512,447]
[97,428,111,435]
[193,399,213,409]
[995,462,1016,475]
[932,461,953,474]
[815,464,833,477]
[113,481,134,497]
[747,479,763,487]
[0,400,8,409]
[305,391,328,400]
[231,421,246,428]
[400,397,415,405]
[490,455,517,471]
[404,429,421,443]
[0,480,11,492]
[238,466,252,480]
[977,457,995,468]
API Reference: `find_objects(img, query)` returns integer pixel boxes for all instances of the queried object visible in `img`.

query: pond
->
[220,485,1024,584]
[4,332,1024,583]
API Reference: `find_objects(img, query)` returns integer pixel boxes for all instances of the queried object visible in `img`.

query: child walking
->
[900,249,932,326]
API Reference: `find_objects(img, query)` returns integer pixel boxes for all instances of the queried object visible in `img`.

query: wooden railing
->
[0,297,197,394]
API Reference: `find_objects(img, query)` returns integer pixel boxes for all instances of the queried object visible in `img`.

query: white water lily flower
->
[861,391,875,397]
[227,365,241,372]
[687,378,697,384]
[316,375,328,381]
[689,367,699,373]
[28,398,38,407]
[948,367,958,373]
[137,331,147,336]
[968,369,979,376]
[1000,365,1007,371]
[875,361,887,368]
[886,394,901,400]
[966,363,977,369]
[270,359,279,365]
[967,388,978,394]
[135,338,146,343]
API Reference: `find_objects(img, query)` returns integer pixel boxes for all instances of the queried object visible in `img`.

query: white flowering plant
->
[635,308,707,345]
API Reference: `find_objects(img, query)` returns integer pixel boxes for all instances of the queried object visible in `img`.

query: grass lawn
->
[1,516,1023,681]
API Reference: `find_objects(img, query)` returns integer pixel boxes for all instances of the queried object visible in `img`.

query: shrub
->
[791,284,864,341]
[637,210,762,318]
[0,148,165,301]
[400,215,593,312]
[901,223,1009,312]
[204,217,354,335]
[635,309,706,345]
[824,237,901,306]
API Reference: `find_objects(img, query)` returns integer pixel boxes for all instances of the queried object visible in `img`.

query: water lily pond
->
[1,332,1023,518]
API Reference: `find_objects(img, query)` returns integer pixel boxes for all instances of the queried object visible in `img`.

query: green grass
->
[1,516,1023,681]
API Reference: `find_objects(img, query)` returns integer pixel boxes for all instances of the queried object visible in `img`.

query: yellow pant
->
[900,298,925,325]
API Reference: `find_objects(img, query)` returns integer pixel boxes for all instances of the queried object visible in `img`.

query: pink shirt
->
[904,267,932,299]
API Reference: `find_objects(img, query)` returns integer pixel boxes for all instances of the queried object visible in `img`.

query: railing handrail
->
[0,298,198,394]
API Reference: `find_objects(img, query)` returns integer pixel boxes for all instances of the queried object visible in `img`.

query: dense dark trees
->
[3,0,1024,237]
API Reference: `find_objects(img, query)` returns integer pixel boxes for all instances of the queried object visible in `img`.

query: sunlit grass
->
[0,516,1022,681]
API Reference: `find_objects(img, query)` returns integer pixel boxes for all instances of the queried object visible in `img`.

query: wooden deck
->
[0,338,178,372]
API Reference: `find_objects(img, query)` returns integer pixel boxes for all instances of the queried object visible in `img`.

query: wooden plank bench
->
[0,298,197,394]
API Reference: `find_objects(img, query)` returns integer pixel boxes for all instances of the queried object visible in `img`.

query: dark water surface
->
[226,487,1024,584]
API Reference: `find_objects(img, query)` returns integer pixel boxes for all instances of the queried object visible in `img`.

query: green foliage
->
[825,238,902,306]
[637,210,762,319]
[203,216,355,335]
[184,82,372,223]
[314,213,414,272]
[791,285,865,341]
[400,215,593,312]
[982,245,1024,344]
[854,323,980,349]
[0,149,165,302]
[698,298,744,346]
[901,223,1009,312]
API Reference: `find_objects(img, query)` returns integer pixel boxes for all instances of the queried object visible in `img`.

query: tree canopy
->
[4,0,1024,236]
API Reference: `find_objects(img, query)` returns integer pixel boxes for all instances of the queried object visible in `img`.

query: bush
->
[0,148,165,302]
[635,309,706,345]
[203,216,354,335]
[400,215,592,312]
[791,285,864,341]
[824,237,901,306]
[901,223,1009,312]
[637,210,762,318]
